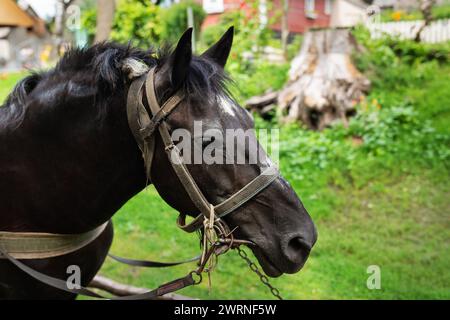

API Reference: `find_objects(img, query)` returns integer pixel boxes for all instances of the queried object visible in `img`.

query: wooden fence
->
[367,19,450,43]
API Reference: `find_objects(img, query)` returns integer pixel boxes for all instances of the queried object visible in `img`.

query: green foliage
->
[274,102,449,184]
[349,102,449,160]
[80,4,97,43]
[228,61,290,104]
[200,23,226,49]
[111,0,162,47]
[286,35,304,60]
[160,1,206,44]
[201,10,272,56]
[351,26,450,90]
[380,3,450,22]
[81,0,206,48]
[80,0,162,47]
[433,4,450,19]
[0,73,27,104]
[199,1,292,105]
[200,1,275,72]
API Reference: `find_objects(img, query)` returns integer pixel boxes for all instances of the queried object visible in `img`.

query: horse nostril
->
[284,236,311,264]
[289,236,311,251]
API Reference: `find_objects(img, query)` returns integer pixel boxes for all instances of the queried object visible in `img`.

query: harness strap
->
[0,248,105,299]
[126,75,147,152]
[0,247,197,300]
[108,253,201,268]
[215,165,279,217]
[145,70,213,219]
[0,222,109,260]
[140,94,184,140]
[126,74,156,180]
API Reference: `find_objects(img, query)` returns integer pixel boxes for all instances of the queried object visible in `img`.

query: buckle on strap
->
[140,122,158,141]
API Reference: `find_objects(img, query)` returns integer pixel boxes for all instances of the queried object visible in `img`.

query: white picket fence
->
[367,19,450,43]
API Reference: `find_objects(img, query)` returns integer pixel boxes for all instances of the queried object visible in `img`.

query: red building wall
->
[201,0,249,29]
[270,0,331,33]
[201,0,331,34]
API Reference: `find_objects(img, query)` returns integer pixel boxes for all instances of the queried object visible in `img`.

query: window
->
[305,0,315,13]
[203,0,224,14]
[325,0,332,15]
[305,0,316,19]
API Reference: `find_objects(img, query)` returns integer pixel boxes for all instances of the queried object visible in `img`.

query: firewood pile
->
[245,28,371,130]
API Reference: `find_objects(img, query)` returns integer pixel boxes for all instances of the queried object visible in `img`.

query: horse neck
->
[0,111,147,234]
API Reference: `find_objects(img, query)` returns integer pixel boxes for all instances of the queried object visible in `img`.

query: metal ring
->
[190,271,203,285]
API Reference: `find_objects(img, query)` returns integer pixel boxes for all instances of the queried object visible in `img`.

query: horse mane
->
[0,42,231,130]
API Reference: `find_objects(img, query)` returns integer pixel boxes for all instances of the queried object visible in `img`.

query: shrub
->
[380,4,450,22]
[228,61,289,103]
[81,0,163,47]
[351,26,450,90]
[272,99,450,185]
[200,2,274,73]
[111,0,162,47]
[161,1,206,45]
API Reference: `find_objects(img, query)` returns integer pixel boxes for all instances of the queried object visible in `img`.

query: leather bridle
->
[126,67,279,235]
[0,67,280,300]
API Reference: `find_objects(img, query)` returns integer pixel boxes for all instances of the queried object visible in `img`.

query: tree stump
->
[278,28,370,130]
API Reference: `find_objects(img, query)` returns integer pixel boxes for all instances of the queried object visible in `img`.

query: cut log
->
[89,275,197,300]
[278,28,370,130]
[245,91,279,110]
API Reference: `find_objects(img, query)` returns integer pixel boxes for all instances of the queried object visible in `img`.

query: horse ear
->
[168,28,193,89]
[201,26,234,68]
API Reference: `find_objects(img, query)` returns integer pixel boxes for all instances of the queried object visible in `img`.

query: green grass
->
[102,161,449,299]
[1,53,449,299]
[0,73,26,101]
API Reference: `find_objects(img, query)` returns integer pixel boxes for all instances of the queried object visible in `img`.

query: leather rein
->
[0,67,279,300]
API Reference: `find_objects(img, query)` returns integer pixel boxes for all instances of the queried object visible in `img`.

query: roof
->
[0,0,34,28]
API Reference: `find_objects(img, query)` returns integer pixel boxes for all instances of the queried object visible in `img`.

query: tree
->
[54,0,76,54]
[94,0,116,43]
[281,0,289,60]
[247,29,371,130]
[414,0,437,42]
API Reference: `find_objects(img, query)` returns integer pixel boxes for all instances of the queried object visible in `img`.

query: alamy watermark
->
[66,265,81,290]
[366,265,381,290]
[167,120,279,170]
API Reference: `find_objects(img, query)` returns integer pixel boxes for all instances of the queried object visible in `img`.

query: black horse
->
[0,28,317,299]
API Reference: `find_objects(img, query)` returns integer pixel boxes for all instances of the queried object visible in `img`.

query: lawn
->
[0,72,26,99]
[1,53,449,299]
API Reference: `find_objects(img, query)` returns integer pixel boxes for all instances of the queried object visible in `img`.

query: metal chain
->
[236,247,283,300]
